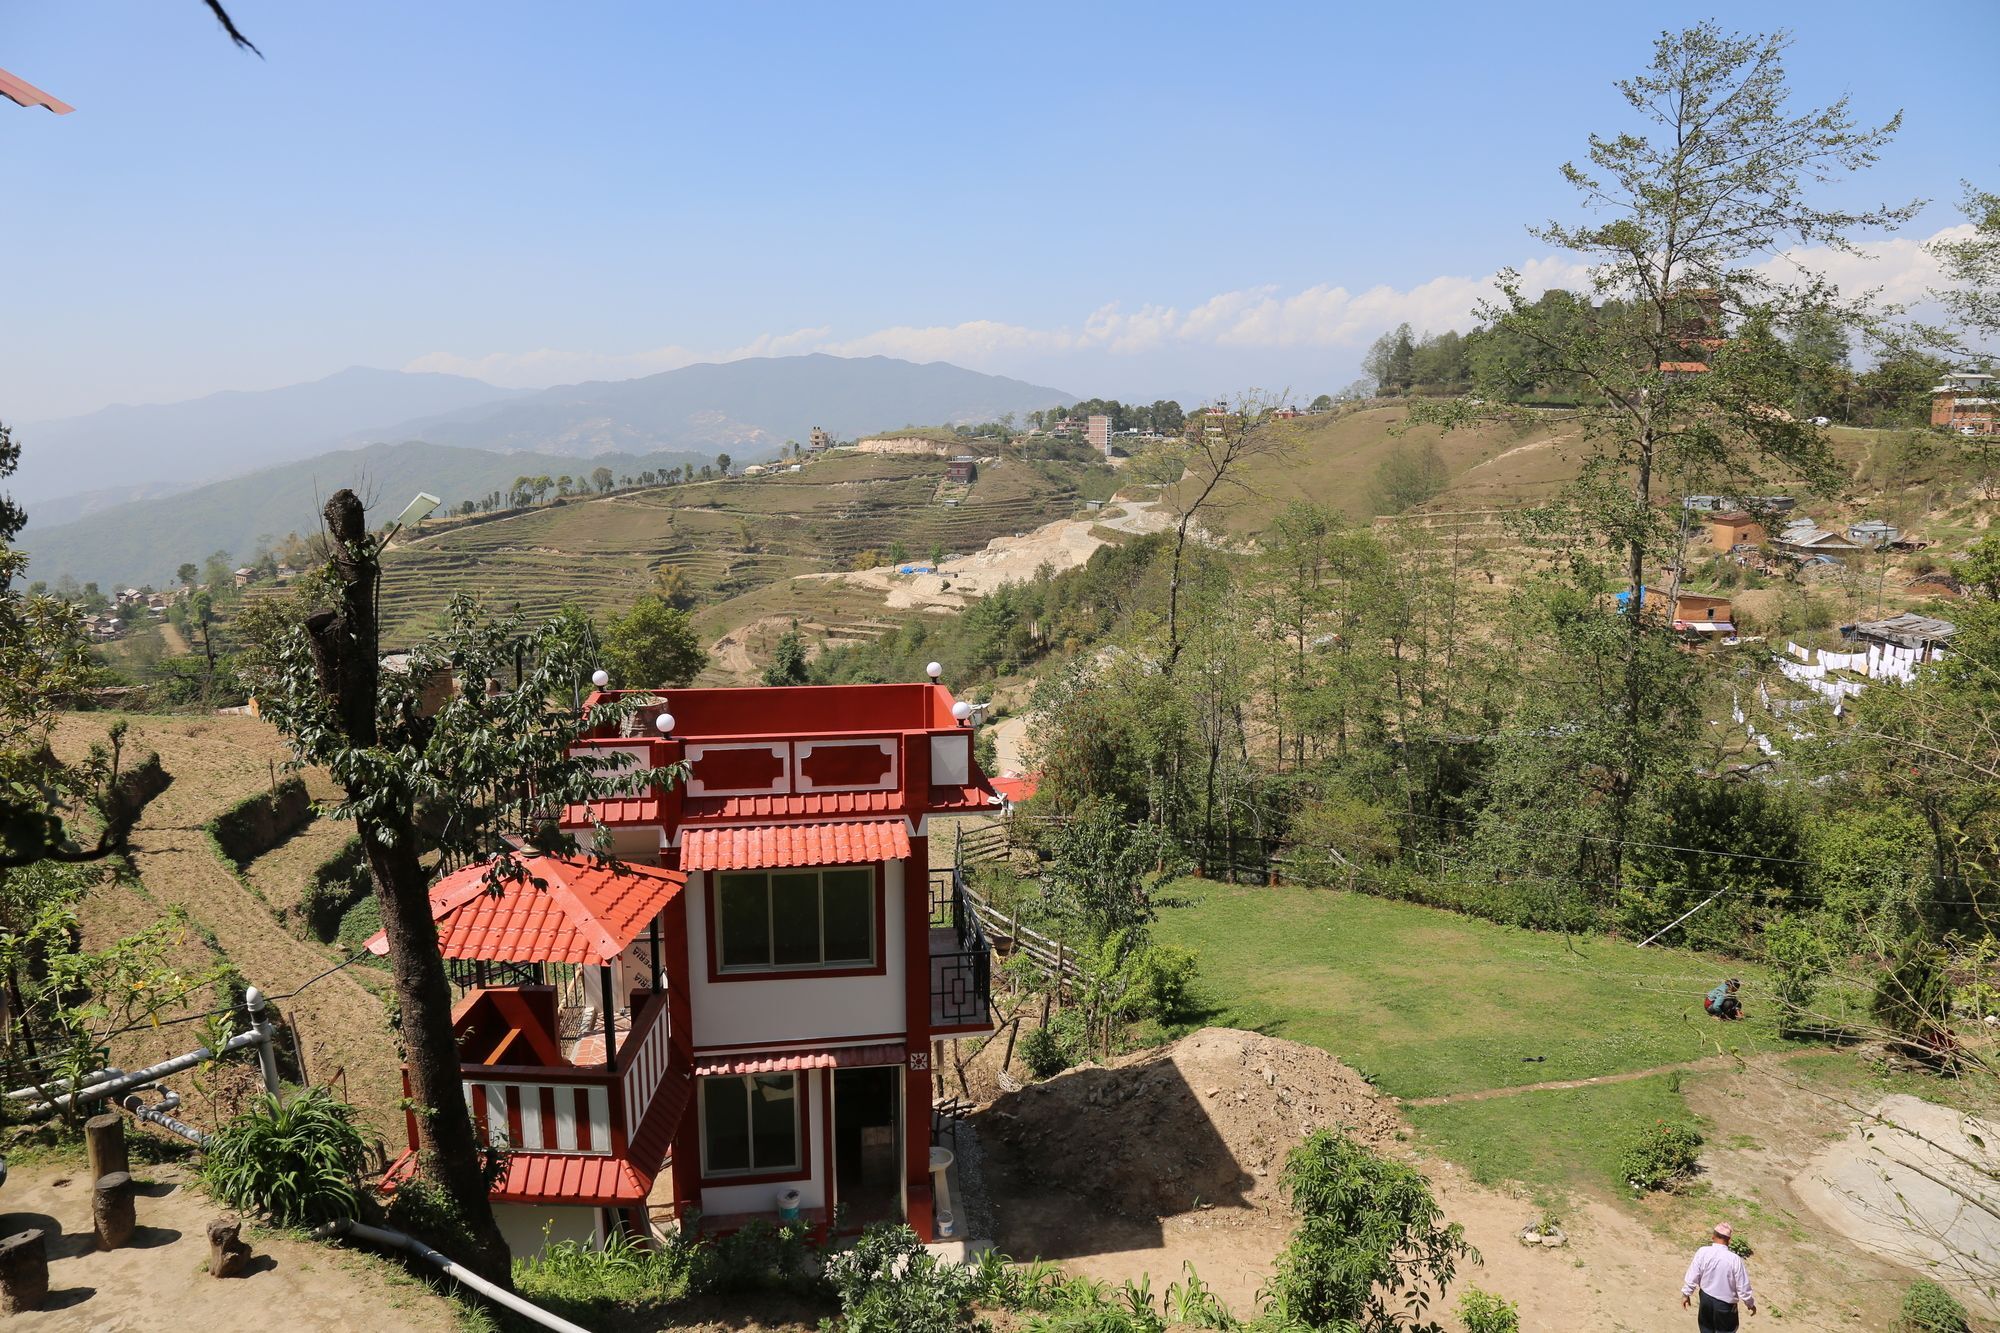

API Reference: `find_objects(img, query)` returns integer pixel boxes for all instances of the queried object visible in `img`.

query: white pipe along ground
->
[314,1219,591,1333]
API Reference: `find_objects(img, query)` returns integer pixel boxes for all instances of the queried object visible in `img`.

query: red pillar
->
[662,884,700,1222]
[902,833,935,1239]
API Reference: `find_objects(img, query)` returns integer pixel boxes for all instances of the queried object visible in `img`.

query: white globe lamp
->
[590,669,609,688]
[925,662,943,680]
[951,701,973,723]
[655,712,676,735]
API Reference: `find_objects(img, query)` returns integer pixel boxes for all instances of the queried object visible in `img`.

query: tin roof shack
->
[1774,518,1863,558]
[1709,512,1766,552]
[1617,587,1735,637]
[1847,519,1900,549]
[1846,612,1956,661]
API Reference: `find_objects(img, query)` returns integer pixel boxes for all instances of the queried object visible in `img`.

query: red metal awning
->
[680,820,910,871]
[364,855,684,965]
[694,1043,906,1076]
[0,67,73,115]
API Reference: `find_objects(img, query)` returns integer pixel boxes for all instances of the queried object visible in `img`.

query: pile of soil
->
[977,1027,1402,1220]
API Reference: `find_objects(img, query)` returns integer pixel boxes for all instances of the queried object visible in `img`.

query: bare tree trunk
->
[309,490,512,1288]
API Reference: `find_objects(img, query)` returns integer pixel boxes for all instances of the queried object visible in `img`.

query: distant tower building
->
[808,426,833,452]
[1087,414,1111,455]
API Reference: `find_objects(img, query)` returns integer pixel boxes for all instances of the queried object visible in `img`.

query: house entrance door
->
[832,1066,900,1224]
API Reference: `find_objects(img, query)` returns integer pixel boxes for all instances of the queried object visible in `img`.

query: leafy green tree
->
[715,453,732,476]
[1763,915,1832,1039]
[1265,1128,1476,1331]
[1309,393,1335,412]
[1368,440,1449,514]
[591,466,615,493]
[1043,796,1164,939]
[176,562,199,589]
[649,564,698,611]
[603,596,707,688]
[762,621,810,686]
[242,489,684,1285]
[1363,323,1417,395]
[1930,181,2000,358]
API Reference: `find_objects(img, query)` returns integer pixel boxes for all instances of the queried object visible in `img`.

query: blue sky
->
[2,0,1992,420]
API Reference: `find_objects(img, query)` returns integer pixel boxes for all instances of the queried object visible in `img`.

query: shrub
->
[822,1223,975,1333]
[297,835,372,941]
[1617,1121,1704,1194]
[1264,1129,1475,1330]
[206,776,312,866]
[1022,1009,1085,1079]
[201,1088,367,1227]
[1458,1286,1522,1333]
[1763,915,1833,1038]
[1899,1279,1970,1332]
[1136,944,1198,1023]
[1874,936,1953,1051]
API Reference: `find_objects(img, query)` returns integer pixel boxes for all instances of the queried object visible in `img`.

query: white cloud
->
[406,228,1961,389]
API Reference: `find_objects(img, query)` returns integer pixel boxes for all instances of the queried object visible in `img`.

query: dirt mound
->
[978,1027,1402,1220]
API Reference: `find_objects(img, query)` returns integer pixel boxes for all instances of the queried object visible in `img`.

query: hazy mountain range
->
[11,354,1075,587]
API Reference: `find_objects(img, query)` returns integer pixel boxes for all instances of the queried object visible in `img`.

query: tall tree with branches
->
[1414,23,1917,878]
[242,490,682,1283]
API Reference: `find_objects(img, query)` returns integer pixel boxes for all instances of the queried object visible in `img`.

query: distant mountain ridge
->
[356,354,1075,458]
[9,366,518,507]
[19,440,720,588]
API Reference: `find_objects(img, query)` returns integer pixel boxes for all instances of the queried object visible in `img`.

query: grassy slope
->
[380,449,1110,644]
[1150,878,1808,1197]
[49,713,405,1137]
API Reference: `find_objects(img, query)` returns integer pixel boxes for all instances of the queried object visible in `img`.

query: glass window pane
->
[718,874,769,969]
[749,1074,799,1170]
[821,869,874,964]
[702,1077,751,1173]
[769,872,821,967]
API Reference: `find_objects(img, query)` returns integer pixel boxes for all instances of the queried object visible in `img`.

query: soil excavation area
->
[975,1028,1918,1330]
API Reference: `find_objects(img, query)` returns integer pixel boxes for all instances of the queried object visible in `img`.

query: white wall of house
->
[684,862,907,1048]
[700,1068,829,1216]
[493,1201,601,1256]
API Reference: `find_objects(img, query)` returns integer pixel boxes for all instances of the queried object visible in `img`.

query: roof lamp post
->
[654,712,675,736]
[591,669,610,689]
[951,701,973,727]
[926,661,943,681]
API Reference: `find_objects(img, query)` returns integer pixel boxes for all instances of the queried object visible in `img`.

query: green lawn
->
[1150,878,1794,1101]
[1405,1074,1690,1199]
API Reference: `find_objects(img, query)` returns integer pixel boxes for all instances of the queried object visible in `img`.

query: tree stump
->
[207,1216,251,1278]
[0,1229,48,1313]
[85,1111,129,1183]
[93,1171,136,1250]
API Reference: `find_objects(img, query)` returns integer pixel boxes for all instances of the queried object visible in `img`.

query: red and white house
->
[377,681,1000,1254]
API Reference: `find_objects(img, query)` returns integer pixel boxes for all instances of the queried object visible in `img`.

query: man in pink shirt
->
[1682,1222,1756,1330]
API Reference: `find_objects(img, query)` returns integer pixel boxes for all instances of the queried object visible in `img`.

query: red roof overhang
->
[560,796,662,828]
[385,1149,653,1207]
[680,820,911,871]
[365,855,685,965]
[0,67,73,115]
[694,1042,906,1076]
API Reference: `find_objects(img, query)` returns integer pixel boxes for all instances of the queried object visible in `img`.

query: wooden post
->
[207,1216,252,1278]
[85,1111,129,1183]
[93,1171,137,1250]
[0,1230,47,1312]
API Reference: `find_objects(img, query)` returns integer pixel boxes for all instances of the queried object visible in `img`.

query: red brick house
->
[376,681,1000,1253]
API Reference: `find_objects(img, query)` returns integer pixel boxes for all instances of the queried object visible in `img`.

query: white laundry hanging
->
[1787,641,1810,661]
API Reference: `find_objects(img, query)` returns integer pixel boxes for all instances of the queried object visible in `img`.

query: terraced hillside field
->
[377,450,1112,642]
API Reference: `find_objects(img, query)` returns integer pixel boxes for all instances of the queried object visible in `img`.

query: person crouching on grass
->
[1681,1222,1755,1329]
[1705,977,1744,1020]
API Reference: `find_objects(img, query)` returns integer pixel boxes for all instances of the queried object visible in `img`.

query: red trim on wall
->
[822,1067,839,1218]
[901,832,935,1239]
[702,862,891,984]
[693,1068,815,1189]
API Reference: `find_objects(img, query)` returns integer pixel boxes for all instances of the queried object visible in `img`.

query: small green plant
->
[1617,1120,1705,1194]
[200,1088,367,1227]
[1164,1262,1237,1328]
[821,1222,975,1333]
[1458,1286,1522,1333]
[1022,1008,1086,1078]
[1899,1279,1970,1333]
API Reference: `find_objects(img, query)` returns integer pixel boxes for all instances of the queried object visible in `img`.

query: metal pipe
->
[27,1028,269,1115]
[246,987,282,1094]
[121,1093,208,1146]
[314,1218,591,1333]
[6,1069,121,1101]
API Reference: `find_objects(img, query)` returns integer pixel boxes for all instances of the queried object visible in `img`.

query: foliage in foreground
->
[1456,1287,1521,1333]
[201,1087,368,1227]
[1263,1129,1476,1332]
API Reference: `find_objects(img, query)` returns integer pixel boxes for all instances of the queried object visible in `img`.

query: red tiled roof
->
[681,789,901,822]
[694,1043,906,1076]
[494,1151,653,1204]
[990,774,1039,804]
[681,820,910,871]
[365,855,684,965]
[0,67,73,115]
[560,795,662,828]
